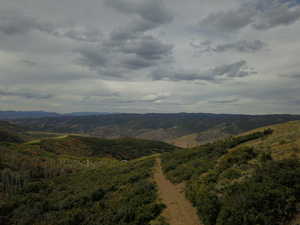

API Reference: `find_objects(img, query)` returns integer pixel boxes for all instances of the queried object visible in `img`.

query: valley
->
[2,0,300,224]
[10,113,300,147]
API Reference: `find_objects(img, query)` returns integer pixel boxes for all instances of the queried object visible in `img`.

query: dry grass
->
[232,120,300,160]
[169,133,199,148]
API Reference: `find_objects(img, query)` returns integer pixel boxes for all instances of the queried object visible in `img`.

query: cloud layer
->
[191,40,266,54]
[196,0,300,34]
[1,0,300,114]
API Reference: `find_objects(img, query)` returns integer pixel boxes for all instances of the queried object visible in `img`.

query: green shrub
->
[1,159,163,225]
[220,168,242,180]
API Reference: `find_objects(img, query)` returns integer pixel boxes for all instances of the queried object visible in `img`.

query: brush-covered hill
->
[161,120,300,225]
[0,152,168,225]
[0,120,68,144]
[12,113,300,146]
[0,130,24,144]
[26,135,178,160]
[0,124,176,225]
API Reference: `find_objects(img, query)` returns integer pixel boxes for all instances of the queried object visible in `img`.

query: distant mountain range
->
[10,112,300,146]
[0,111,113,119]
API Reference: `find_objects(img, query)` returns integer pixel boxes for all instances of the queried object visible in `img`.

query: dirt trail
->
[154,158,202,225]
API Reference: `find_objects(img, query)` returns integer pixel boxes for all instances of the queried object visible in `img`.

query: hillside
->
[2,119,300,225]
[0,120,77,143]
[26,135,178,160]
[0,121,25,144]
[161,121,300,225]
[231,120,300,160]
[0,125,178,225]
[12,113,300,146]
[0,154,167,225]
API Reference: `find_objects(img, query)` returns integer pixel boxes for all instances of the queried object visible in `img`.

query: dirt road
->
[154,158,202,225]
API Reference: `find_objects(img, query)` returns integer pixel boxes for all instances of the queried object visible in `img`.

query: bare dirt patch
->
[154,158,202,225]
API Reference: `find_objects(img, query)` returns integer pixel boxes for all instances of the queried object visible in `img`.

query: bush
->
[1,158,163,225]
[195,159,300,225]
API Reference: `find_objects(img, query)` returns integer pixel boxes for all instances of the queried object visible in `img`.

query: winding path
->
[154,158,202,225]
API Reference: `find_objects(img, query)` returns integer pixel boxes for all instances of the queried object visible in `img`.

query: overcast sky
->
[1,0,300,114]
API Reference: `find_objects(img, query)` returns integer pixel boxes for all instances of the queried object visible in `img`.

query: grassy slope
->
[232,120,300,160]
[161,121,300,225]
[168,133,200,148]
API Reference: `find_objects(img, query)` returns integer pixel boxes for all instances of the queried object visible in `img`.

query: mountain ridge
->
[11,113,300,146]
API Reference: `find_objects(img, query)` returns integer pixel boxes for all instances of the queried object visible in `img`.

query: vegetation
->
[187,155,300,225]
[0,157,166,225]
[2,118,300,225]
[0,125,175,225]
[161,127,300,225]
[0,133,177,194]
[161,129,273,183]
[0,130,24,144]
[0,120,68,143]
[12,113,300,144]
[33,135,178,160]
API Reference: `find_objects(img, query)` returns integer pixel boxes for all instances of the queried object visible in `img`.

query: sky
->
[1,0,300,114]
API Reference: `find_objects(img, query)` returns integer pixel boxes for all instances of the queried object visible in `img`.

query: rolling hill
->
[25,135,178,160]
[12,113,300,146]
[161,120,300,225]
[0,124,177,225]
[0,152,166,225]
[1,118,300,225]
[0,121,25,143]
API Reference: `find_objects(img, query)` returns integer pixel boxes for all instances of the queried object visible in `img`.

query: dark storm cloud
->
[121,56,155,70]
[76,47,108,69]
[76,35,173,77]
[0,12,50,35]
[74,0,174,78]
[103,0,173,47]
[121,36,173,60]
[151,60,256,82]
[211,60,256,79]
[253,0,300,30]
[0,89,53,100]
[196,0,300,34]
[52,28,102,43]
[0,11,102,42]
[106,18,164,47]
[215,40,266,53]
[191,40,266,54]
[105,0,173,25]
[196,8,255,34]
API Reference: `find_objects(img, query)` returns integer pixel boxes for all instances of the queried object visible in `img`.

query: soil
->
[154,158,202,225]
